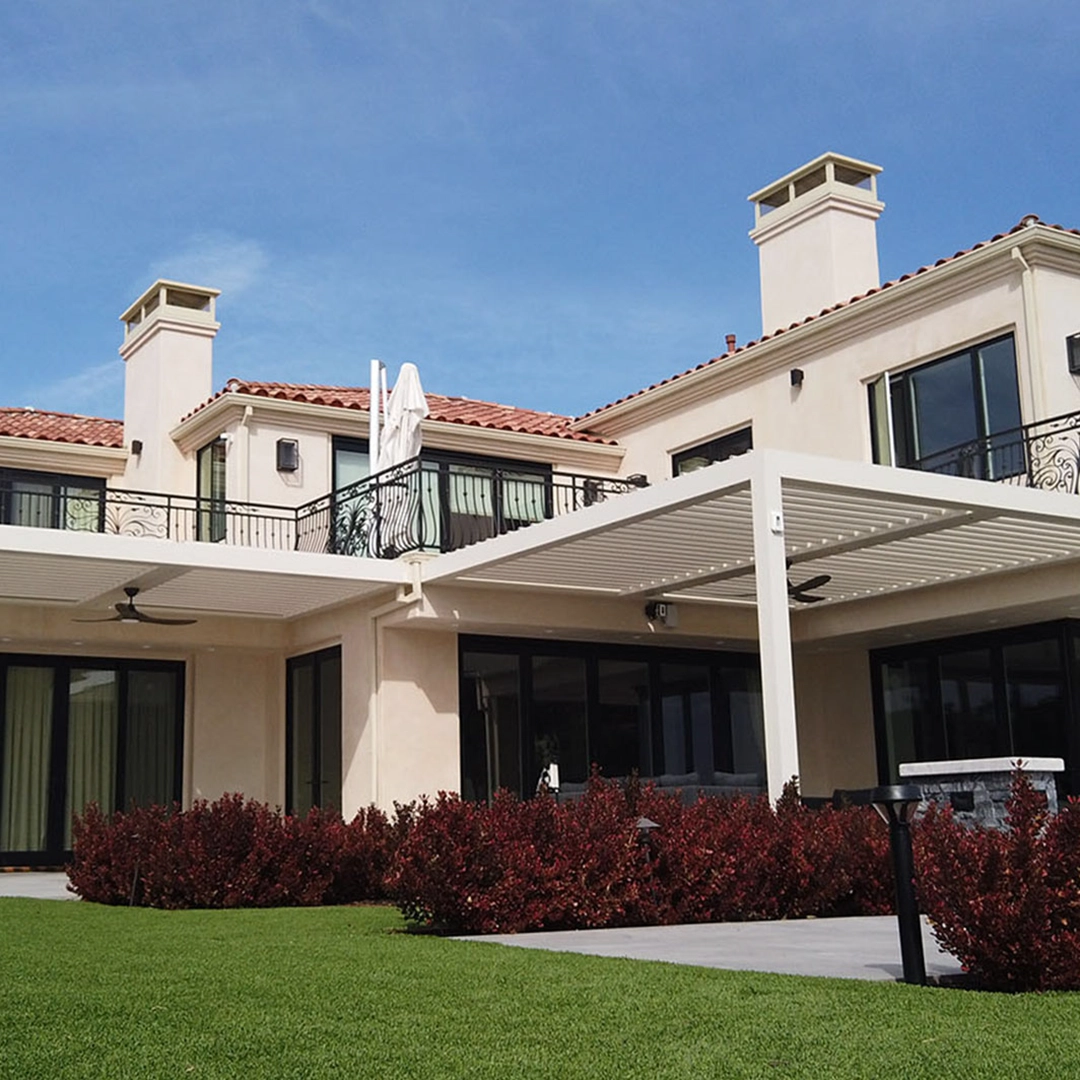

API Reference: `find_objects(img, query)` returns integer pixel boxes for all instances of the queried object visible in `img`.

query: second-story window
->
[0,469,103,531]
[196,438,227,542]
[870,335,1022,479]
[672,427,753,477]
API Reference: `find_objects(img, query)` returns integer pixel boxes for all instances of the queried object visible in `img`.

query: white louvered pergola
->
[426,449,1080,800]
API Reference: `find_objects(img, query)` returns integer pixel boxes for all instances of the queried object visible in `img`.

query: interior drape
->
[64,669,118,848]
[0,667,55,852]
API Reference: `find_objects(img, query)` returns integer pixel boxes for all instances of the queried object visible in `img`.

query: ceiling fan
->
[787,561,832,604]
[729,560,833,604]
[74,587,197,626]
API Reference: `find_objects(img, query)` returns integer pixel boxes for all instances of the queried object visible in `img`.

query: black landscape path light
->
[871,784,926,986]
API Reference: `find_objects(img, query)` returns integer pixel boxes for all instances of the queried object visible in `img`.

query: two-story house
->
[5,151,1080,866]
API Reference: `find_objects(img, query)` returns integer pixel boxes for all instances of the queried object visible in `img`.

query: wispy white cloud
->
[23,360,124,418]
[149,235,269,298]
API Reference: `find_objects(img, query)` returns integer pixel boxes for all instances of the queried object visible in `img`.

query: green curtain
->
[65,670,118,847]
[1,667,55,852]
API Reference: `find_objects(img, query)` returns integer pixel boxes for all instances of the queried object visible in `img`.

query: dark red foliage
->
[915,772,1080,991]
[386,775,894,934]
[68,795,408,909]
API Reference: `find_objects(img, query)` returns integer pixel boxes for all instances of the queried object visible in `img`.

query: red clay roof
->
[576,217,1080,423]
[190,379,615,445]
[0,408,124,449]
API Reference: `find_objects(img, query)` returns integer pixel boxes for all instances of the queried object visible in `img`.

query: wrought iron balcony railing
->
[295,458,650,558]
[0,459,648,559]
[909,410,1080,493]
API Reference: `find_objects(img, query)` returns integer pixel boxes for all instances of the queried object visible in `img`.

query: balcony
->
[0,459,648,559]
[907,410,1080,493]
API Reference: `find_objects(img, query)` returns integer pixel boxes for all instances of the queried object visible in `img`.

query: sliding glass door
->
[0,657,183,865]
[286,647,342,815]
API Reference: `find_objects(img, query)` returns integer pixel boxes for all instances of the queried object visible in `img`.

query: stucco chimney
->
[748,153,883,335]
[119,280,221,493]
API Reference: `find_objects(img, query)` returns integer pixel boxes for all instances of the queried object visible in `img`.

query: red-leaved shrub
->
[68,795,408,908]
[386,775,893,934]
[916,772,1080,991]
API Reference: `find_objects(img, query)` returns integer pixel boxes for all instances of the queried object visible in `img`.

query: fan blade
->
[73,615,123,623]
[791,574,831,593]
[790,591,828,604]
[136,612,198,626]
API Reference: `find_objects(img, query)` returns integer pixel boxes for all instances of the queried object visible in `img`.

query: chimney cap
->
[748,151,881,206]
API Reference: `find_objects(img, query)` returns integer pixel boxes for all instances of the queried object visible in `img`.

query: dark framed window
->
[672,428,753,477]
[459,636,764,803]
[0,655,184,865]
[332,437,551,555]
[196,438,227,542]
[869,335,1022,478]
[286,647,342,815]
[871,620,1080,796]
[0,468,104,531]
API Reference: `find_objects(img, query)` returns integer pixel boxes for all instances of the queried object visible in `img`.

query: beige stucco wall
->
[186,649,282,806]
[793,647,877,797]
[614,271,1039,480]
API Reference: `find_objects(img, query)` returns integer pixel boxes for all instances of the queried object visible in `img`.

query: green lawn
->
[1,900,1077,1079]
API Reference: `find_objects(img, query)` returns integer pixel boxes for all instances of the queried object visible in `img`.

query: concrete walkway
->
[470,915,963,982]
[0,871,75,900]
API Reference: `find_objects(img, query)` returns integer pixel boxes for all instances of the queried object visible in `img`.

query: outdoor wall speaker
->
[276,438,300,472]
[1068,333,1080,375]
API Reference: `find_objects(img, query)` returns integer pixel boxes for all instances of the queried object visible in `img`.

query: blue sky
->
[2,1,1078,422]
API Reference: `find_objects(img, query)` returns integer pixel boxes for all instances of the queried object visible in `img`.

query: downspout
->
[236,404,254,502]
[1012,238,1045,422]
[366,556,425,808]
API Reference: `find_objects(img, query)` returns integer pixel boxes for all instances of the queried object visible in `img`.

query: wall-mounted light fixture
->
[644,601,678,627]
[790,368,805,388]
[130,439,143,456]
[1067,333,1080,375]
[276,438,300,472]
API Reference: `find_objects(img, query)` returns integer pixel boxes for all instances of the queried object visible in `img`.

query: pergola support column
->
[750,459,801,803]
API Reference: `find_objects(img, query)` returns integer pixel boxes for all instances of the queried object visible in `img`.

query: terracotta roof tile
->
[188,380,615,445]
[0,408,124,448]
[576,217,1080,423]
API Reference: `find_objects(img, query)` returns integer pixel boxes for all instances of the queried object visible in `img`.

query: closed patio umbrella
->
[373,363,429,555]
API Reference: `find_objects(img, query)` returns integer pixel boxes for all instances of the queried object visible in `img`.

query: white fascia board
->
[0,524,408,586]
[423,451,757,584]
[770,449,1080,525]
[0,437,128,478]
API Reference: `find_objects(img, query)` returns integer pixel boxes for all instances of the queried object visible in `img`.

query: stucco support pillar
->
[750,459,801,803]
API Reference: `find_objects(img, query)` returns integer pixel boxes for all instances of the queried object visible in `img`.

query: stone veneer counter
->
[898,757,1064,829]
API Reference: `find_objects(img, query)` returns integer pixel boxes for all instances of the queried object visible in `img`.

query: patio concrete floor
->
[0,871,75,901]
[469,915,964,982]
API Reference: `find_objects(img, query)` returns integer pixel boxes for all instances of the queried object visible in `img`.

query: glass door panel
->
[1004,638,1065,759]
[593,660,651,779]
[65,669,119,847]
[940,649,1001,759]
[530,656,587,788]
[460,652,521,803]
[908,354,979,463]
[0,667,55,853]
[125,669,180,809]
[286,648,342,815]
[658,664,710,779]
